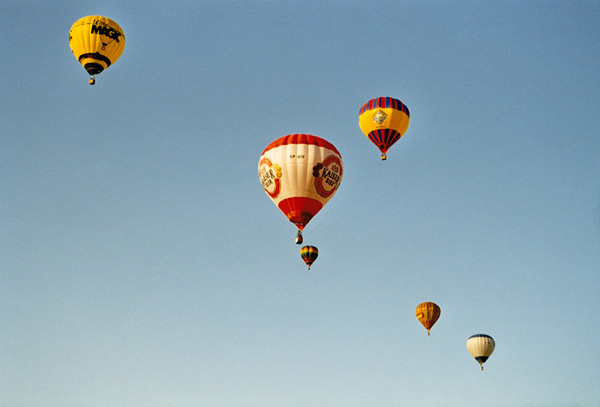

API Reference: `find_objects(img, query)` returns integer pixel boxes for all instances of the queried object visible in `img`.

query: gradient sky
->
[2,1,600,407]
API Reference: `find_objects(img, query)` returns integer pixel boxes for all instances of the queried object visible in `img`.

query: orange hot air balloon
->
[415,302,441,335]
[358,97,410,160]
[258,134,343,243]
[300,246,318,270]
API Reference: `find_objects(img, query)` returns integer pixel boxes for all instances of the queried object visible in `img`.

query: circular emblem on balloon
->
[314,155,343,198]
[258,157,282,199]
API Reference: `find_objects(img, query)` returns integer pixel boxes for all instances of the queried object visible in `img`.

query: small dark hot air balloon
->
[300,246,318,270]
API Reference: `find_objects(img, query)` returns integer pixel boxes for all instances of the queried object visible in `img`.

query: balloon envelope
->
[467,334,495,370]
[359,97,410,160]
[300,245,318,269]
[69,16,125,82]
[415,302,441,335]
[258,134,343,231]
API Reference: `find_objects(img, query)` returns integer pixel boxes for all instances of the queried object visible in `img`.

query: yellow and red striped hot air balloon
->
[258,134,343,244]
[415,302,441,335]
[300,246,318,270]
[358,97,410,160]
[69,16,125,85]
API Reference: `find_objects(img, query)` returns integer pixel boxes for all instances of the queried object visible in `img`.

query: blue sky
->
[2,1,599,406]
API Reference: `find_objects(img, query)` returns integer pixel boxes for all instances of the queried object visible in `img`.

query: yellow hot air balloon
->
[358,97,410,160]
[467,334,495,370]
[415,302,441,335]
[69,16,125,85]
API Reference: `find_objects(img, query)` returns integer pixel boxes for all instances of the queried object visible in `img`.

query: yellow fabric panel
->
[358,107,410,138]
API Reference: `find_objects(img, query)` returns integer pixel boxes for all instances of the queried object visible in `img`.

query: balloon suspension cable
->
[381,153,387,160]
[295,230,303,245]
[89,75,96,85]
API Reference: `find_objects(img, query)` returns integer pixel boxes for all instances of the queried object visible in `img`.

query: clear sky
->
[2,1,599,406]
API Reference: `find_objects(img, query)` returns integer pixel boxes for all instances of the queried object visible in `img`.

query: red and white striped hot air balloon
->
[258,134,343,243]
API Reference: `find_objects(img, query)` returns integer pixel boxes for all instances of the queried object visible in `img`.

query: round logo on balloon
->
[258,157,282,199]
[314,155,342,198]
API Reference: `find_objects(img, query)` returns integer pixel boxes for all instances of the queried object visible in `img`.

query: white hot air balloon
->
[467,334,495,370]
[258,134,343,244]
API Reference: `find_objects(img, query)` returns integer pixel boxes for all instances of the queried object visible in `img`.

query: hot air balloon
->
[259,134,343,244]
[467,334,495,370]
[358,97,410,160]
[69,16,125,85]
[415,302,441,335]
[300,246,318,270]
